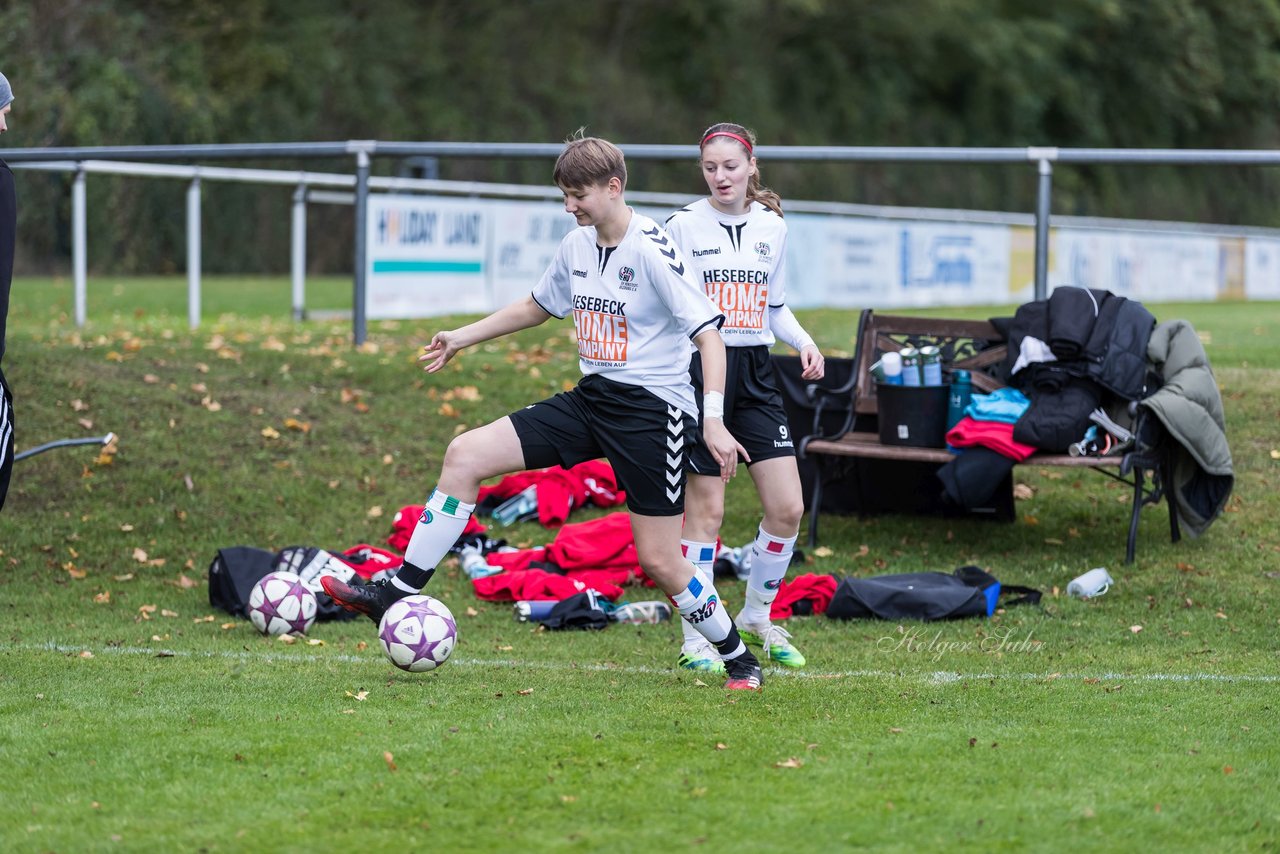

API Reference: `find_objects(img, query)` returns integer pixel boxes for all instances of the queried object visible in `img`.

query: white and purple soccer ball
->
[378,595,457,673]
[247,570,318,636]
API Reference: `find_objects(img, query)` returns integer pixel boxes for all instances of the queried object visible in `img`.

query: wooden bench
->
[797,309,1179,564]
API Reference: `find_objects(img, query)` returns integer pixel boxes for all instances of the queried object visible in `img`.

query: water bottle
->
[880,351,904,386]
[946,369,972,430]
[459,545,502,580]
[513,600,557,621]
[899,348,921,387]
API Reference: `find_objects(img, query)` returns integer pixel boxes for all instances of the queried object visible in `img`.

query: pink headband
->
[701,131,753,154]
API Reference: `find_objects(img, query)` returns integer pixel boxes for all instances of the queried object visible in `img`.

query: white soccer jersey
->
[531,209,723,415]
[665,198,789,348]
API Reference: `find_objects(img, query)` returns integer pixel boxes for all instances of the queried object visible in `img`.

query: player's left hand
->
[799,344,825,381]
[702,418,749,482]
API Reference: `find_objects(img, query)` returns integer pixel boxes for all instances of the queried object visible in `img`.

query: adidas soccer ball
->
[378,595,457,673]
[247,570,318,636]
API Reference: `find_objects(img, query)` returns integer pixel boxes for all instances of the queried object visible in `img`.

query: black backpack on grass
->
[826,565,1040,621]
[207,545,359,622]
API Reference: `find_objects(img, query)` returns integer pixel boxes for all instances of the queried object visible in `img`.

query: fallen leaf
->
[888,727,904,734]
[1223,765,1234,775]
[260,427,280,439]
[93,591,111,604]
[384,751,397,772]
[277,633,297,644]
[518,688,534,696]
[79,650,94,659]
[1130,625,1144,634]
[814,546,833,558]
[132,547,148,562]
[345,690,370,701]
[715,743,728,750]
[774,757,804,769]
[306,638,325,646]
[560,795,577,803]
[367,506,383,518]
[1013,483,1035,500]
[220,622,237,630]
[283,418,310,433]
[465,607,479,617]
[161,609,178,618]
[193,614,215,623]
[114,573,134,582]
[175,574,198,589]
[693,678,708,687]
[1044,538,1064,546]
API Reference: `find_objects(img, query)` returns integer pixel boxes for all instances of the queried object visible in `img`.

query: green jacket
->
[1140,320,1234,538]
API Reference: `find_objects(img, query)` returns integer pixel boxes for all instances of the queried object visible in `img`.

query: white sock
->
[740,526,797,625]
[395,490,476,592]
[671,569,748,661]
[680,539,717,646]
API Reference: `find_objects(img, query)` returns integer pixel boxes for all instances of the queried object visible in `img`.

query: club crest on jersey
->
[617,266,638,291]
[754,241,772,260]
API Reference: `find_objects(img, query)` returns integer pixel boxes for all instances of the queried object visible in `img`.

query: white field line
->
[15,641,1280,685]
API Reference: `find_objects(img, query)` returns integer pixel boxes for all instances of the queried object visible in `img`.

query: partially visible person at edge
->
[664,122,825,673]
[323,132,767,690]
[0,71,17,512]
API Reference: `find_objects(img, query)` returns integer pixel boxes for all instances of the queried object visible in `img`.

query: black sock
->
[390,560,435,592]
[712,625,749,661]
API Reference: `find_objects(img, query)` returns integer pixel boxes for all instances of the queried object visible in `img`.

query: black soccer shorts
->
[509,373,697,516]
[687,344,796,477]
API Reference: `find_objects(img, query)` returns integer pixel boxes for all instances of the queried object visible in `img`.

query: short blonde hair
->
[553,132,627,190]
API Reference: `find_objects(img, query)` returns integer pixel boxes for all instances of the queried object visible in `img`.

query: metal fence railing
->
[8,141,1280,344]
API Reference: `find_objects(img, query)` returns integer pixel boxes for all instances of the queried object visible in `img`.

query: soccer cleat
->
[320,575,411,624]
[723,650,764,691]
[737,618,807,668]
[677,638,727,674]
[610,600,673,624]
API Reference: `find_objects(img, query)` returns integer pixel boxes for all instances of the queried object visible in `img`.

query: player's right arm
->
[419,295,551,373]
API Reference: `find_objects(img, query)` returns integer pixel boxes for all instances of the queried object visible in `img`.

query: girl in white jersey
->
[665,122,825,672]
[324,134,766,691]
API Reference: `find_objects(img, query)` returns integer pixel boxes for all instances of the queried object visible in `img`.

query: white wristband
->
[703,391,725,421]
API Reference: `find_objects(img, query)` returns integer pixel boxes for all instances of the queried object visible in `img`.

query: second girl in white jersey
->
[665,122,825,672]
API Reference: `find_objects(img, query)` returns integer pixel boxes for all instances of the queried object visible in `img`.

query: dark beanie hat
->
[0,72,12,109]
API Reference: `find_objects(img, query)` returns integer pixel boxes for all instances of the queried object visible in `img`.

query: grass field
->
[2,276,1278,852]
